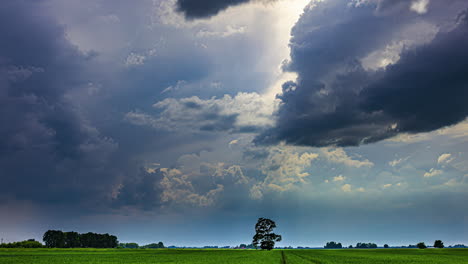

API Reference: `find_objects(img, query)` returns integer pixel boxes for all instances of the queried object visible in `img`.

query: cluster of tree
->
[415,240,445,249]
[324,241,343,249]
[43,230,118,248]
[118,242,165,249]
[355,242,378,248]
[0,239,43,248]
[252,218,282,250]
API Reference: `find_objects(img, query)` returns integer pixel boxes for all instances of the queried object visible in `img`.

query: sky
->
[0,0,468,247]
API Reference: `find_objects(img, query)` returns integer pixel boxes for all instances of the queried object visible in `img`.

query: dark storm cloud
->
[176,0,251,19]
[256,0,468,147]
[112,169,164,210]
[0,1,119,206]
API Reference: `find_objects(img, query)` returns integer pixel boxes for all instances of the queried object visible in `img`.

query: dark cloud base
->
[256,1,468,147]
[176,0,276,19]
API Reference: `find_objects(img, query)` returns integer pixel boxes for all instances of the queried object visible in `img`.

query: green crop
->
[0,248,467,264]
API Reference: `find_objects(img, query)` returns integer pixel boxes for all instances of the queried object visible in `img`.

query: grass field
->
[0,248,467,264]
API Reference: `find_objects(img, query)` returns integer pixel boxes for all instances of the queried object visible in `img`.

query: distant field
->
[0,248,467,264]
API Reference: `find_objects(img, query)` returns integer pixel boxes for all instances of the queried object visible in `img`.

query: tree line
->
[324,240,447,249]
[119,242,165,249]
[43,230,118,248]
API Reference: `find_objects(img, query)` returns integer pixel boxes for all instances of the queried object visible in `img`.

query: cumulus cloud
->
[160,168,224,207]
[125,92,278,133]
[248,145,318,199]
[424,168,443,177]
[341,184,352,192]
[322,148,374,168]
[114,155,251,209]
[388,157,407,167]
[410,0,430,14]
[256,0,468,147]
[437,153,454,164]
[333,175,346,182]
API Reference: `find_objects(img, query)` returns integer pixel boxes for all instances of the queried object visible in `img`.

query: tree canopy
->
[417,242,427,249]
[434,240,444,248]
[252,218,282,250]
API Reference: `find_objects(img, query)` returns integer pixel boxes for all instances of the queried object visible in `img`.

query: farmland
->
[0,248,467,264]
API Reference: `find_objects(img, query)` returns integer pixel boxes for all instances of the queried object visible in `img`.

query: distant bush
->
[384,244,389,248]
[0,239,43,248]
[237,243,255,249]
[119,243,140,249]
[450,244,467,248]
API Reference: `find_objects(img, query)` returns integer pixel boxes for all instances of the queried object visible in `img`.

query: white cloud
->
[125,52,146,66]
[341,184,352,192]
[388,120,468,144]
[333,175,346,182]
[383,183,392,188]
[250,145,319,199]
[437,120,468,140]
[196,25,246,38]
[161,80,187,94]
[437,153,454,164]
[388,157,406,167]
[228,139,239,146]
[443,179,458,187]
[410,0,430,14]
[424,168,443,178]
[322,148,374,168]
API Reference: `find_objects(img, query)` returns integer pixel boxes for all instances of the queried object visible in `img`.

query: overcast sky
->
[1,0,468,247]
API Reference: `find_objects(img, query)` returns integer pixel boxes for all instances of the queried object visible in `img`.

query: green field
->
[0,248,467,264]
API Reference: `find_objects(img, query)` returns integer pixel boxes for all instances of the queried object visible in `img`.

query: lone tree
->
[417,242,427,249]
[384,244,389,248]
[252,218,282,250]
[434,240,444,248]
